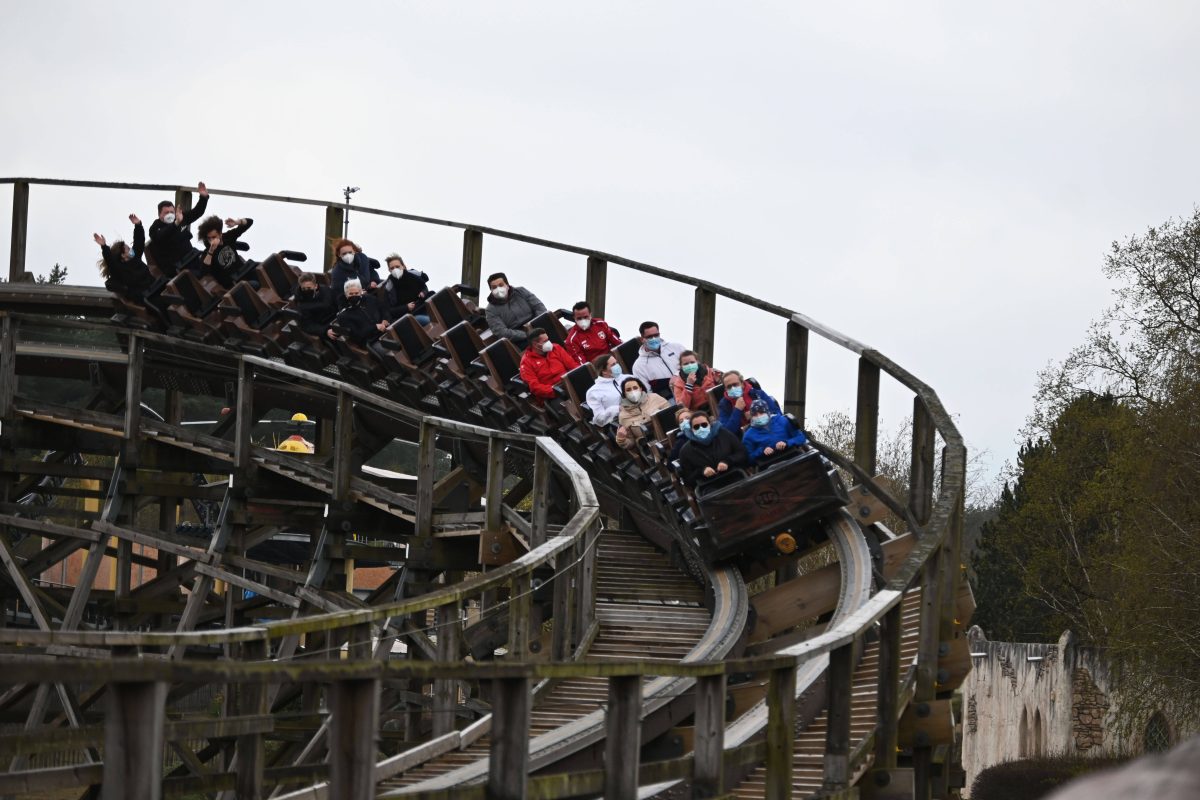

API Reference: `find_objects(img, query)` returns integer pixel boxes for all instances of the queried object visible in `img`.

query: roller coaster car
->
[693,448,849,562]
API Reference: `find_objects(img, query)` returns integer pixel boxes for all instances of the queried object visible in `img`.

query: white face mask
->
[492,285,508,300]
[163,212,176,225]
[340,252,355,265]
[625,390,642,404]
[390,267,404,279]
[576,318,591,331]
[540,340,554,354]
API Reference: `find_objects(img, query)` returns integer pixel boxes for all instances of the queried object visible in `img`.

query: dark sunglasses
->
[692,423,710,431]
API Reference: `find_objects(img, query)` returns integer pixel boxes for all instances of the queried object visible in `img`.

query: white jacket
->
[584,376,623,426]
[632,341,685,391]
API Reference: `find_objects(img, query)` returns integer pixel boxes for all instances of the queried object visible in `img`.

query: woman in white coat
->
[584,353,624,426]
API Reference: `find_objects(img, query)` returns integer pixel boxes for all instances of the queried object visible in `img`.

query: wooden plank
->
[875,603,902,770]
[823,643,853,790]
[692,673,726,798]
[0,763,103,794]
[0,315,16,418]
[749,561,839,642]
[508,573,532,659]
[585,255,607,320]
[234,358,255,475]
[461,228,484,294]
[488,677,530,800]
[692,286,716,366]
[122,335,144,467]
[854,357,880,477]
[102,680,167,800]
[432,602,461,738]
[783,320,809,427]
[8,180,28,281]
[414,420,437,540]
[899,699,955,748]
[605,675,641,800]
[331,390,353,503]
[530,447,550,549]
[324,206,344,271]
[765,665,796,800]
[909,396,935,526]
[328,678,379,800]
[486,437,505,533]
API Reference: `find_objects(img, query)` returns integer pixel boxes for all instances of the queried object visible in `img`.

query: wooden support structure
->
[415,420,437,541]
[854,357,880,477]
[913,555,943,800]
[909,396,936,526]
[823,643,853,791]
[461,228,483,295]
[693,287,716,366]
[324,206,344,271]
[233,359,254,477]
[432,602,461,737]
[331,390,354,504]
[874,603,902,771]
[329,678,380,800]
[765,665,796,800]
[101,680,167,800]
[8,181,29,282]
[605,675,642,800]
[508,572,533,658]
[585,255,608,320]
[692,673,726,798]
[530,447,550,549]
[235,638,269,800]
[0,315,14,419]
[488,677,531,800]
[783,320,809,427]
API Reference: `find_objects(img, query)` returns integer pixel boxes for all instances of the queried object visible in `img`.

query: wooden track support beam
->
[102,680,167,800]
[605,675,642,800]
[586,255,607,320]
[329,678,380,800]
[489,676,531,800]
[692,673,726,799]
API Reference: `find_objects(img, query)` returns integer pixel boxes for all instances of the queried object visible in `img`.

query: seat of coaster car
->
[612,337,642,375]
[561,363,597,417]
[440,321,489,380]
[162,270,223,317]
[649,404,681,443]
[257,253,305,305]
[474,337,540,427]
[379,314,438,369]
[526,310,569,345]
[427,287,488,337]
[219,282,294,330]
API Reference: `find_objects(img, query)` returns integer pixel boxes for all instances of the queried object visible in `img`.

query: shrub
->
[971,755,1126,800]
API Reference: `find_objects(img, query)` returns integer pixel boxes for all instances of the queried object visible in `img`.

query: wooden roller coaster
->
[0,177,971,800]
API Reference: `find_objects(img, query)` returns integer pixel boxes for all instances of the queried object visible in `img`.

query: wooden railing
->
[0,178,967,800]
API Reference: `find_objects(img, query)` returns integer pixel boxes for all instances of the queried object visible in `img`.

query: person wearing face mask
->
[485,272,546,348]
[615,376,670,450]
[294,273,338,336]
[328,238,382,298]
[718,370,782,434]
[740,399,809,465]
[197,214,254,289]
[564,301,622,363]
[381,253,431,325]
[670,350,721,411]
[670,406,693,460]
[327,278,389,359]
[631,321,686,400]
[148,180,209,277]
[678,410,748,487]
[94,214,154,299]
[518,328,579,402]
[584,353,624,426]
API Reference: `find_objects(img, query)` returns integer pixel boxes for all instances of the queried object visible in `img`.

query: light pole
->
[342,186,359,237]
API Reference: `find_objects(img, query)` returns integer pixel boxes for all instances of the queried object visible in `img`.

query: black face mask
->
[347,295,362,306]
[299,288,315,299]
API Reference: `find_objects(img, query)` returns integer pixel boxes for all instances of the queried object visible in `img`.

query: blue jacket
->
[329,253,382,298]
[718,385,781,432]
[742,415,808,464]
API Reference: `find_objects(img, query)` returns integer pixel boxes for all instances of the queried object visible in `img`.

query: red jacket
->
[564,319,622,364]
[520,343,579,399]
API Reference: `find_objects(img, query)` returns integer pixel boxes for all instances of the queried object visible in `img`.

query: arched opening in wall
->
[1144,711,1171,753]
[1034,708,1044,756]
[1018,707,1029,758]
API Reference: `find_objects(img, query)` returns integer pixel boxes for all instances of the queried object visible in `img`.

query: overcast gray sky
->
[3,1,1199,497]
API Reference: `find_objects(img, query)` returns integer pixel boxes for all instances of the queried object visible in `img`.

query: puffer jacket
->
[670,363,721,411]
[615,379,671,449]
[485,286,546,346]
[519,343,579,400]
[742,415,808,465]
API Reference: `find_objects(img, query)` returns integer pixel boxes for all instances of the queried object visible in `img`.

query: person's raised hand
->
[93,233,106,246]
[197,181,208,197]
[128,214,141,225]
[224,217,238,228]
[369,281,378,289]
[776,441,788,450]
[735,397,746,411]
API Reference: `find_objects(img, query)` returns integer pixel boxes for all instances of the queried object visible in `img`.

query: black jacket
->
[202,218,253,289]
[333,294,386,345]
[102,223,155,298]
[679,427,748,487]
[329,253,382,297]
[295,285,338,336]
[382,268,431,319]
[148,194,208,274]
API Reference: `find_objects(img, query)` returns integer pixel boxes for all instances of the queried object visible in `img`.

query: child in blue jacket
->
[742,400,808,465]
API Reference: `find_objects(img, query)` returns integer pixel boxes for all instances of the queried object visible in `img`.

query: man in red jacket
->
[519,328,581,400]
[563,301,622,364]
